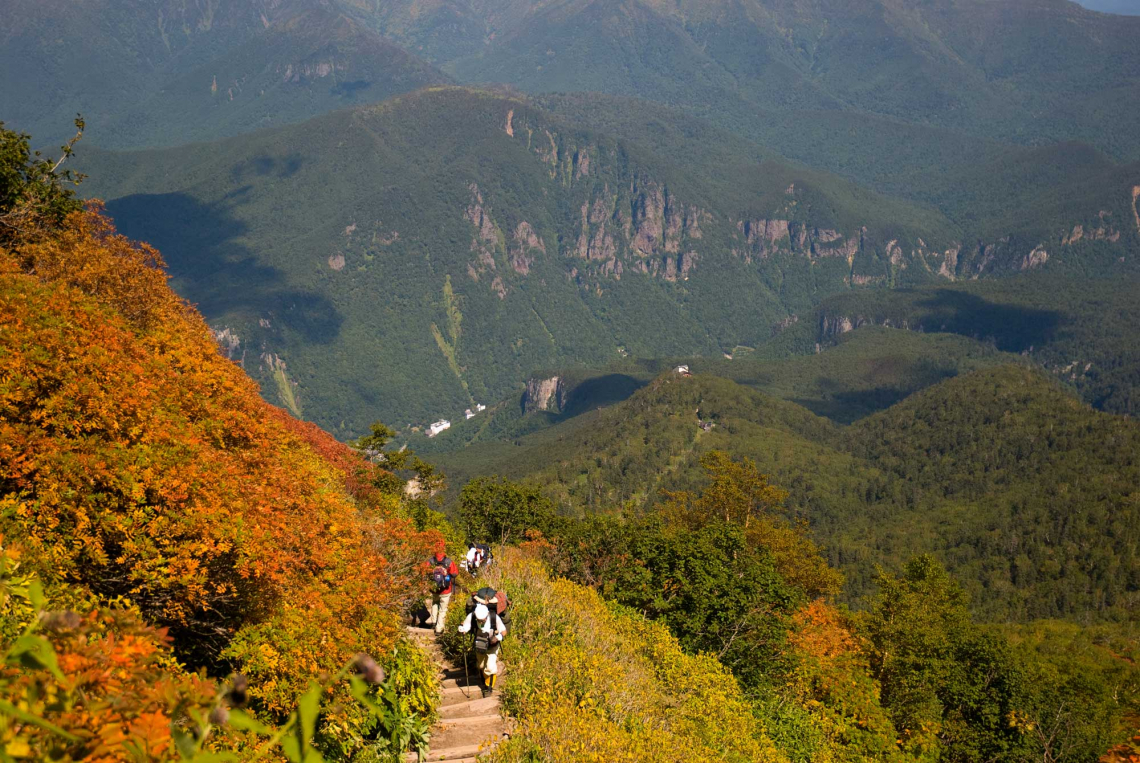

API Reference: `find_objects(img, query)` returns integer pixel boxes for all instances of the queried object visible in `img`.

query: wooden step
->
[428,718,504,753]
[404,742,496,762]
[439,695,499,718]
[435,713,502,728]
[439,686,483,707]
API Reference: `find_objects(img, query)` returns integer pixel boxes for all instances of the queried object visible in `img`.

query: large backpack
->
[467,586,511,627]
[429,557,452,593]
[494,589,511,627]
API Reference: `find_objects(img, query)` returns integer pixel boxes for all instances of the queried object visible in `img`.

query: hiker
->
[464,542,492,576]
[425,543,458,634]
[457,601,508,697]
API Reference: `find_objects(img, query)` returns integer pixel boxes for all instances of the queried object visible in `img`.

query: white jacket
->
[458,612,507,642]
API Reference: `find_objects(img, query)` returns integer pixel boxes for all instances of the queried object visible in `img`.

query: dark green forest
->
[435,365,1140,622]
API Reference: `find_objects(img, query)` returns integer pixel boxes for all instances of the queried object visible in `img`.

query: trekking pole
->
[462,642,473,700]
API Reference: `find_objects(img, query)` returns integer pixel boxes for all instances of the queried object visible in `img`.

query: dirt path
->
[404,626,509,762]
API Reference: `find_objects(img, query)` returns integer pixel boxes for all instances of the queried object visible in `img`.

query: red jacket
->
[431,554,459,595]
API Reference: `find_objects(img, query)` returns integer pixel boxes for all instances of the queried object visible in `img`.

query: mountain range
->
[77,86,1139,434]
[5,0,1139,435]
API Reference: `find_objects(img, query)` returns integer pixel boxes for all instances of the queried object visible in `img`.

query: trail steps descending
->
[406,626,509,762]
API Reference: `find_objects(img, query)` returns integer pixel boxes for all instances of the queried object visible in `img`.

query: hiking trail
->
[405,625,510,762]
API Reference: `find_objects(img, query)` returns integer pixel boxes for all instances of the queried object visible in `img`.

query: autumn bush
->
[782,601,906,762]
[0,184,442,758]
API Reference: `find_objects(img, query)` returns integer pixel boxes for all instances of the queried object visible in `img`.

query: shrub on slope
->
[0,191,441,755]
[439,548,791,762]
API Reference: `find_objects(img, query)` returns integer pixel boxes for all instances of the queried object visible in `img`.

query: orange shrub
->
[0,208,437,720]
[0,608,216,762]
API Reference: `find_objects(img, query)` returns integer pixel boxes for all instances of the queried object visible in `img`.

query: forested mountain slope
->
[435,367,1140,621]
[78,87,1139,435]
[0,0,448,148]
[804,276,1140,416]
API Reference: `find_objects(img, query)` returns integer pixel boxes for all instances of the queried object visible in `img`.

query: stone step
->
[439,695,499,718]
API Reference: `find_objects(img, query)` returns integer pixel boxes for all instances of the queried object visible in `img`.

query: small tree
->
[865,555,1029,761]
[0,117,85,245]
[353,422,446,500]
[694,450,789,528]
[458,477,555,545]
[661,451,841,598]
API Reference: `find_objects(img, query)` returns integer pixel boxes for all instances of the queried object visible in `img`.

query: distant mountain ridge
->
[0,0,449,147]
[8,0,1138,437]
[365,0,1140,160]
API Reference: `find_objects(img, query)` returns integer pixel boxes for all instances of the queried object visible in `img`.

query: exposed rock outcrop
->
[567,180,709,282]
[464,184,506,296]
[1131,186,1140,236]
[522,376,566,414]
[818,313,912,341]
[211,327,242,362]
[732,218,860,265]
[1022,245,1049,270]
[772,314,799,336]
[281,60,345,83]
[508,221,546,275]
[1062,213,1121,245]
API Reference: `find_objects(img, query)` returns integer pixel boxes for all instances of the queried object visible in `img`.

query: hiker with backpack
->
[425,543,459,634]
[458,586,509,697]
[463,542,492,577]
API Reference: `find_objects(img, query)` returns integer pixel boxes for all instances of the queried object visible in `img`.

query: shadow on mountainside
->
[107,192,343,344]
[913,289,1063,353]
[559,373,648,418]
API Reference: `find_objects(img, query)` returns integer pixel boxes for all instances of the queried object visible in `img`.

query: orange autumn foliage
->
[785,601,907,762]
[788,600,862,660]
[0,207,437,715]
[0,608,216,762]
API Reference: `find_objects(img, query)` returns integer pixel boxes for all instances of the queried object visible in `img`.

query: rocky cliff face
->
[456,105,1136,304]
[732,218,861,265]
[522,375,566,414]
[817,313,913,342]
[568,180,707,282]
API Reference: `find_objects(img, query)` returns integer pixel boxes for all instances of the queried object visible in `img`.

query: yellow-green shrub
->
[458,549,790,763]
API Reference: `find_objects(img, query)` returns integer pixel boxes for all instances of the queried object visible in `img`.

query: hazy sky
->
[1073,0,1140,14]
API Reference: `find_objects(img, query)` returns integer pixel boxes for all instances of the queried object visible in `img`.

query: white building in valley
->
[428,419,451,437]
